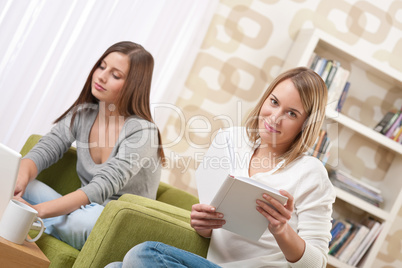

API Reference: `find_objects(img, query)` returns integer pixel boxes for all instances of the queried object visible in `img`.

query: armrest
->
[118,194,193,223]
[20,134,42,157]
[74,200,210,268]
[157,182,199,211]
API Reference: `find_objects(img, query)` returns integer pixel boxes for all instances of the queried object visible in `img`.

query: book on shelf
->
[307,54,351,111]
[329,220,354,255]
[385,112,402,139]
[327,66,350,111]
[394,126,402,143]
[347,218,383,267]
[337,223,370,263]
[329,219,347,246]
[325,60,340,89]
[336,81,350,112]
[314,57,328,76]
[313,130,327,157]
[317,135,330,161]
[381,110,401,135]
[307,129,331,164]
[374,109,397,133]
[320,60,333,82]
[308,52,319,70]
[333,223,359,258]
[328,169,383,207]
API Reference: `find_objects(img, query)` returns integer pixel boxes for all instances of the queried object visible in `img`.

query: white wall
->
[0,0,217,151]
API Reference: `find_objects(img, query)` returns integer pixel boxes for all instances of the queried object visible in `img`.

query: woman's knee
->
[68,203,104,233]
[53,203,104,250]
[23,180,61,204]
[124,241,160,263]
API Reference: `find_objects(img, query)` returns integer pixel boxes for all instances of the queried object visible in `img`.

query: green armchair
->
[22,135,209,267]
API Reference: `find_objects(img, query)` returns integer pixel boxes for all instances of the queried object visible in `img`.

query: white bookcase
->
[282,28,402,268]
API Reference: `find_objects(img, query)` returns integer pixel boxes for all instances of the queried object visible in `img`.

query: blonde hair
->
[245,67,327,168]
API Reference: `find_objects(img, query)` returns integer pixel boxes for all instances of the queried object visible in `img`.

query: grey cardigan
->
[25,103,161,205]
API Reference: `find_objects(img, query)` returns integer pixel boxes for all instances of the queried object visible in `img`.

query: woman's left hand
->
[256,190,294,235]
[12,195,40,213]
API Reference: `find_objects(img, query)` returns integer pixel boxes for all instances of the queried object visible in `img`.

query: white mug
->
[0,199,45,244]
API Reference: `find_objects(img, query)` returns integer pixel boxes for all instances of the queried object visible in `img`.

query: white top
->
[206,127,336,268]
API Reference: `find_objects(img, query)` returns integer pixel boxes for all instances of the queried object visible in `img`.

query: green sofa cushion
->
[29,230,79,268]
[156,182,199,211]
[75,200,209,267]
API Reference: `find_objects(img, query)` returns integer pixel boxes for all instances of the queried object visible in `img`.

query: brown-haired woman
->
[14,41,164,250]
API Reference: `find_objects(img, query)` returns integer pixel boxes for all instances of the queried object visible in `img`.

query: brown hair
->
[245,67,327,168]
[55,41,165,163]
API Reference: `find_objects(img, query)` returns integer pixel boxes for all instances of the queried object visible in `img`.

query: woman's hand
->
[14,178,28,197]
[12,195,45,218]
[14,190,89,219]
[256,190,306,262]
[190,204,226,238]
[256,190,294,235]
[14,159,38,197]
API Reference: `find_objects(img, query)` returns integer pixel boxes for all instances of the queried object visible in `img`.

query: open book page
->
[195,129,234,204]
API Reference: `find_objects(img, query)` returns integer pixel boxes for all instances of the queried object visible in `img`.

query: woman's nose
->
[98,70,107,82]
[270,111,283,124]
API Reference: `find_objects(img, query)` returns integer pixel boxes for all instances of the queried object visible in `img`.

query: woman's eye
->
[270,98,278,105]
[99,65,106,70]
[113,74,121,79]
[288,111,297,118]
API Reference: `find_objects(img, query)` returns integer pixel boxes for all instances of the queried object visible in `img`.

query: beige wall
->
[159,0,402,266]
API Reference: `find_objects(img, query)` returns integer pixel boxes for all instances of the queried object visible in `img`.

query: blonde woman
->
[107,67,335,268]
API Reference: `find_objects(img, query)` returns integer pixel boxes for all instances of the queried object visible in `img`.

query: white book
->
[348,222,382,266]
[338,225,370,263]
[195,129,234,205]
[327,66,350,111]
[337,170,382,195]
[210,174,288,241]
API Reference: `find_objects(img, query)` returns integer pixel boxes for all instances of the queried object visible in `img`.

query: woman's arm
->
[190,204,226,238]
[257,159,336,267]
[16,189,90,219]
[257,190,306,263]
[14,158,38,197]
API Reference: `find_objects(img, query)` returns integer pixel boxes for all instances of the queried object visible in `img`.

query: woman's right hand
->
[14,172,30,197]
[190,204,226,238]
[14,159,38,197]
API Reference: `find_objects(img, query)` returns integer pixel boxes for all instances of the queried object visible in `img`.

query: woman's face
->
[258,78,308,150]
[91,52,130,106]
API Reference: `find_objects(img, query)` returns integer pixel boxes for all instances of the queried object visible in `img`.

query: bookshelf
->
[283,28,402,268]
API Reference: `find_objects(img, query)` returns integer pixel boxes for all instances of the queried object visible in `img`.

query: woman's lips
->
[94,82,106,91]
[264,120,280,133]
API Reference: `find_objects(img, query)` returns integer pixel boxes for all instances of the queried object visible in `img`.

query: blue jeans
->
[23,180,104,250]
[105,241,221,268]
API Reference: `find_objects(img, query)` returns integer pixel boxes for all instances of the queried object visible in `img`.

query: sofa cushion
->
[29,230,79,268]
[156,182,199,211]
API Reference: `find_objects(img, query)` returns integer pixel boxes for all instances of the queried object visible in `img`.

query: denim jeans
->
[105,241,221,268]
[23,180,104,250]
